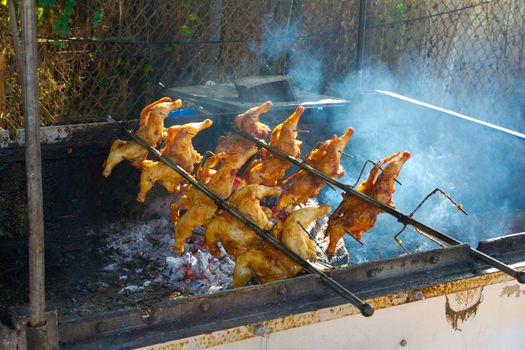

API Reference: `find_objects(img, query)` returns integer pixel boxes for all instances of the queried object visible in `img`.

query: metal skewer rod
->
[230,126,525,283]
[107,116,374,317]
[297,221,331,261]
[339,150,354,158]
[347,232,365,246]
[353,159,402,187]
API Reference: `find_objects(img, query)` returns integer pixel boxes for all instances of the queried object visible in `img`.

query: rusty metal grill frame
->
[54,234,525,349]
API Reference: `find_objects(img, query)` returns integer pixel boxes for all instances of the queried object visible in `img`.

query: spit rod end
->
[517,271,525,284]
[360,303,374,317]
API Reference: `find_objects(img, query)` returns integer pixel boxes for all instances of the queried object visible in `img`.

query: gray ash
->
[101,219,235,295]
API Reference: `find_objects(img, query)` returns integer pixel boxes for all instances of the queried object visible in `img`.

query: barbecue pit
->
[1,82,525,349]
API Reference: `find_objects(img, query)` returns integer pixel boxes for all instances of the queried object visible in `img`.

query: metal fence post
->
[21,0,48,348]
[356,0,368,92]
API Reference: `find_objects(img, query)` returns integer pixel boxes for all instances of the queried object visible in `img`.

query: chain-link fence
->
[363,0,525,130]
[0,0,523,132]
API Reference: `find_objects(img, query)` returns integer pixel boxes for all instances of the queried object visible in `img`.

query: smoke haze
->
[260,22,525,263]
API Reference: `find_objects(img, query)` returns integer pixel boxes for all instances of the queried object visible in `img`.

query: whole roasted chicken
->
[273,127,354,215]
[169,152,230,225]
[233,204,331,287]
[136,119,213,202]
[102,97,182,177]
[244,106,304,186]
[326,151,411,255]
[205,184,281,258]
[172,147,258,253]
[215,101,272,154]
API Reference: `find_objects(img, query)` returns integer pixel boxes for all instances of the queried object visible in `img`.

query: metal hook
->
[338,150,354,158]
[394,188,465,253]
[297,220,330,260]
[192,150,215,176]
[393,225,411,254]
[352,159,402,188]
[297,220,315,240]
[346,231,365,246]
[409,188,468,217]
[325,182,337,191]
[352,160,376,188]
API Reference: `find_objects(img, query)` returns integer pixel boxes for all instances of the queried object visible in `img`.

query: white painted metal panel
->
[208,280,525,350]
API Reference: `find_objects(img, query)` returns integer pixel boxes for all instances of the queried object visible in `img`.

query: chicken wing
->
[216,101,272,154]
[173,147,258,253]
[273,127,354,215]
[102,98,182,177]
[136,119,213,202]
[326,151,411,255]
[205,184,281,258]
[244,106,304,186]
[233,204,331,287]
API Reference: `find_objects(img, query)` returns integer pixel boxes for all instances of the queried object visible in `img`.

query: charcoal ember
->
[162,254,193,281]
[325,241,349,266]
[192,250,211,278]
[160,248,234,293]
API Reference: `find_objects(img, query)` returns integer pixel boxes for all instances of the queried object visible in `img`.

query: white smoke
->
[257,22,525,263]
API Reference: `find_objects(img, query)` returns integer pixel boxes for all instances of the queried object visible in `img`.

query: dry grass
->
[0,0,522,133]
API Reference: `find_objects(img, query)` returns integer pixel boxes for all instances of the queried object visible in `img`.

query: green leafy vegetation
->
[180,24,193,36]
[92,10,104,27]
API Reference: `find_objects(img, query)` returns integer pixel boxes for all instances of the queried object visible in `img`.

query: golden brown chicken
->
[215,101,272,154]
[102,98,182,177]
[169,152,230,225]
[273,127,354,215]
[136,119,213,202]
[172,147,258,253]
[244,106,304,186]
[205,184,281,258]
[233,204,331,287]
[326,151,411,255]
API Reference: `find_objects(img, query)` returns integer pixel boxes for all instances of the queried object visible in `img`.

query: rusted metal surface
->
[445,287,483,331]
[4,305,59,350]
[137,267,525,350]
[57,233,525,350]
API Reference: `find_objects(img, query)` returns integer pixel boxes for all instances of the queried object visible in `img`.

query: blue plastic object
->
[167,108,197,118]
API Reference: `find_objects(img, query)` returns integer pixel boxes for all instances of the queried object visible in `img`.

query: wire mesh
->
[0,0,523,132]
[364,0,525,129]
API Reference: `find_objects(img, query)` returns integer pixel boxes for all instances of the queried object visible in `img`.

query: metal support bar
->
[231,126,525,284]
[356,0,368,90]
[376,90,525,141]
[107,116,374,317]
[7,0,25,84]
[21,0,48,347]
